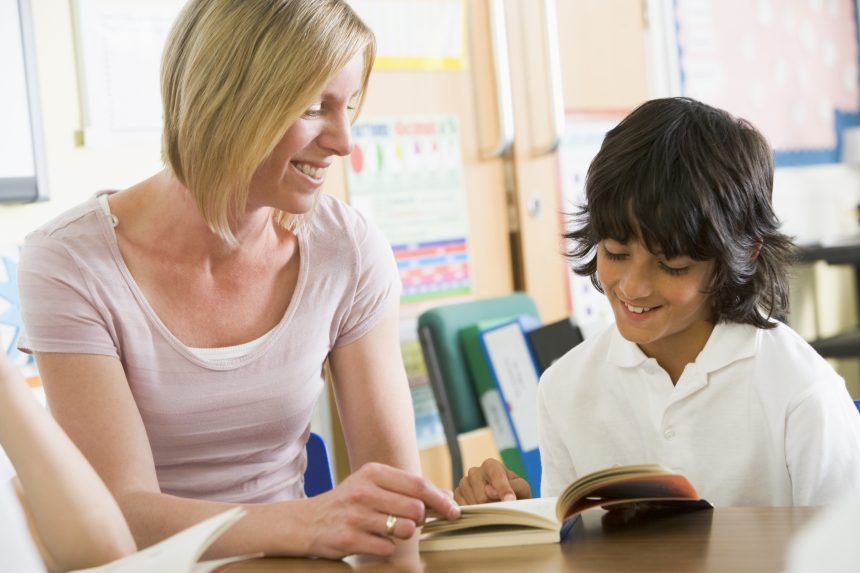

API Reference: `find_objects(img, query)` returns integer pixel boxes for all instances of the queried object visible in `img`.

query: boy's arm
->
[0,356,136,572]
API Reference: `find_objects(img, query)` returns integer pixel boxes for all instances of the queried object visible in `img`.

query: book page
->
[423,497,559,534]
[70,507,252,573]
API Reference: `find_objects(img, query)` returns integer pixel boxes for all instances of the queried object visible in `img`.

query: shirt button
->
[663,428,676,440]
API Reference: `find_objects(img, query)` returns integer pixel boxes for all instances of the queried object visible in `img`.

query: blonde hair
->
[161,0,375,244]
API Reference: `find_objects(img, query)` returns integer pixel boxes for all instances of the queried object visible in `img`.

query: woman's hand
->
[304,462,460,559]
[454,458,532,505]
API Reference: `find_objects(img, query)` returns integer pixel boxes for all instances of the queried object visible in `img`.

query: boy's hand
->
[454,458,532,505]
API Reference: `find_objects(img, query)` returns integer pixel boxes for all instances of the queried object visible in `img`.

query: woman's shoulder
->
[312,193,369,233]
[310,193,390,255]
[24,193,108,247]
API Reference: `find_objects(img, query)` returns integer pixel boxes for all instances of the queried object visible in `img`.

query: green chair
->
[417,293,540,488]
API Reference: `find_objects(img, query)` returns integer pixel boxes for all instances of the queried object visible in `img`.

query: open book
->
[420,464,712,552]
[70,507,258,573]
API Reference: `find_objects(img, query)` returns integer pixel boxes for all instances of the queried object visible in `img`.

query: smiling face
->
[597,237,716,365]
[247,53,365,214]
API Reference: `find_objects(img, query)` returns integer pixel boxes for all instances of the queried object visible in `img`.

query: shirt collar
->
[607,321,759,373]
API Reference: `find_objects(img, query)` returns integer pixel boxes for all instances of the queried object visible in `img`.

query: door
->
[504,0,650,323]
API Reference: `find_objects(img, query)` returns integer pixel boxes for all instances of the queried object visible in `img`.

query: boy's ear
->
[751,241,763,261]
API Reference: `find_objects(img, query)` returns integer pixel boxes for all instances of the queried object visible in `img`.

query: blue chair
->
[304,432,334,497]
[855,400,860,413]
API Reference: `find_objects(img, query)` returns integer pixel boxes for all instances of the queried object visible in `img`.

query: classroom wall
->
[3,0,859,399]
[0,0,163,245]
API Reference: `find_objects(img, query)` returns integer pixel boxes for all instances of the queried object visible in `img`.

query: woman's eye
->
[303,104,323,117]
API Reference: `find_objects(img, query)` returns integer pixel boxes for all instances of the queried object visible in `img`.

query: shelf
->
[810,329,860,359]
[798,239,860,265]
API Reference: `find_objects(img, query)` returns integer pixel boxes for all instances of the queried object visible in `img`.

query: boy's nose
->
[618,265,653,300]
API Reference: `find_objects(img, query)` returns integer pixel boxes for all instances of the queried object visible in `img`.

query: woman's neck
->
[110,170,282,264]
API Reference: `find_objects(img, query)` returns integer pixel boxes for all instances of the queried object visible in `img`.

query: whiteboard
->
[0,0,46,202]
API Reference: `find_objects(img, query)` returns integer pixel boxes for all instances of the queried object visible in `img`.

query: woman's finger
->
[356,463,460,520]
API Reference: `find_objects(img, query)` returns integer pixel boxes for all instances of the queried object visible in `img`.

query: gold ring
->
[385,514,398,536]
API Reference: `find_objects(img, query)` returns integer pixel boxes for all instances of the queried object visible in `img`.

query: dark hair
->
[566,97,797,328]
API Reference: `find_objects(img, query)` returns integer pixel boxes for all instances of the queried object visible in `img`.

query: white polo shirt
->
[0,448,46,572]
[539,321,860,506]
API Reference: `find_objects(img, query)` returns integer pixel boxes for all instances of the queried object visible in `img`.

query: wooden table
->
[223,506,818,572]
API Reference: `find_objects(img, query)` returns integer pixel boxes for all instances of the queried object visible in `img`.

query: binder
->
[461,315,542,495]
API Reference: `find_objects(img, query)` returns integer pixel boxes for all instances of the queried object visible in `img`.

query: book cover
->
[420,464,712,552]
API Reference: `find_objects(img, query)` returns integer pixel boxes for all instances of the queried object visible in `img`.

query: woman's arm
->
[328,304,458,555]
[329,305,421,475]
[34,350,458,560]
[0,355,136,572]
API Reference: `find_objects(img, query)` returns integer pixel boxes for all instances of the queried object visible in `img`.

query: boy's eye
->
[602,245,627,261]
[659,262,690,276]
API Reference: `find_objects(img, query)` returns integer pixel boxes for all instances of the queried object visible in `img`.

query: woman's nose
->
[321,110,353,156]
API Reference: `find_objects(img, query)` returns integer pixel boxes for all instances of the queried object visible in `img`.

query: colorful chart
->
[347,116,472,303]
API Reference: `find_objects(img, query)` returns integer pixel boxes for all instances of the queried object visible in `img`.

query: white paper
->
[481,322,540,452]
[72,0,183,146]
[70,507,251,573]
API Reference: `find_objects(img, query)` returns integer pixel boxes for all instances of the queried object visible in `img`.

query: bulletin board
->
[673,0,860,166]
[0,0,47,203]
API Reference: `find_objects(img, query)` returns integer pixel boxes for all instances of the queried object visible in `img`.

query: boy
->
[455,97,860,507]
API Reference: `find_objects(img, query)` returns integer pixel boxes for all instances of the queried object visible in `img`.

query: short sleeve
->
[16,233,118,358]
[785,377,860,505]
[538,372,577,497]
[333,213,400,347]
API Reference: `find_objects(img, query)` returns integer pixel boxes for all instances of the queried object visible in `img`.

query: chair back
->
[304,432,334,497]
[417,293,540,486]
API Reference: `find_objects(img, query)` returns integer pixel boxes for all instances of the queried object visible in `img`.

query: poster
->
[557,114,620,338]
[347,115,472,304]
[675,0,860,165]
[72,0,183,146]
[349,0,466,70]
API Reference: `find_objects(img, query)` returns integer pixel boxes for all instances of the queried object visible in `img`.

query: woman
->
[454,97,860,507]
[17,0,458,559]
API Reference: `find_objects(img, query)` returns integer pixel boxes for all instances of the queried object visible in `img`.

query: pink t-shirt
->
[17,191,399,503]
